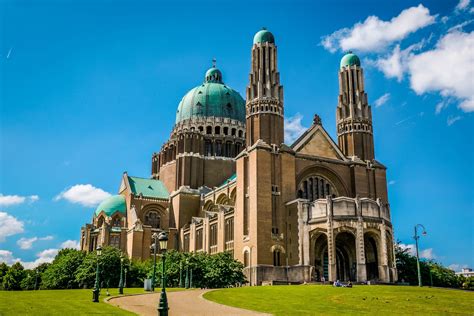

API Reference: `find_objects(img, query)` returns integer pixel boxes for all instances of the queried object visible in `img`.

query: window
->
[112,216,121,227]
[273,250,281,266]
[215,126,221,135]
[210,224,217,254]
[206,126,212,134]
[244,250,250,267]
[145,211,160,229]
[195,229,203,250]
[299,176,337,201]
[225,217,234,255]
[110,235,120,248]
[184,234,190,252]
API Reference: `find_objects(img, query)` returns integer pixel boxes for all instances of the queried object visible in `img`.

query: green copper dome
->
[340,52,361,68]
[94,195,126,217]
[253,28,275,44]
[175,67,245,124]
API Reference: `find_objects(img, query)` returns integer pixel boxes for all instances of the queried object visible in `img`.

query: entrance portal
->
[364,234,379,281]
[335,232,356,281]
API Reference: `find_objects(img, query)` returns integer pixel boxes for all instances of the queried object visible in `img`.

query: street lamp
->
[414,224,427,287]
[157,231,169,316]
[119,254,124,294]
[151,233,159,292]
[92,246,102,302]
[179,262,183,288]
[124,267,128,288]
[185,257,189,289]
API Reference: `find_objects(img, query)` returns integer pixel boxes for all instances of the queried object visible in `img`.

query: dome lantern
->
[253,28,275,44]
[340,51,361,69]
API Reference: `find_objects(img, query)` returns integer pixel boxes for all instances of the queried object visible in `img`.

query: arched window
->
[273,250,281,266]
[244,250,250,267]
[112,216,121,227]
[145,211,161,229]
[299,175,337,201]
[110,235,120,248]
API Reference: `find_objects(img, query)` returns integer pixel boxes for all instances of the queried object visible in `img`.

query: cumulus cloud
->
[321,5,436,52]
[374,93,391,107]
[0,250,21,265]
[455,0,470,11]
[408,31,474,112]
[60,239,80,250]
[54,184,111,207]
[399,243,436,259]
[22,249,59,269]
[17,235,54,250]
[0,194,39,207]
[448,263,468,272]
[0,212,24,242]
[284,113,308,144]
[447,115,462,126]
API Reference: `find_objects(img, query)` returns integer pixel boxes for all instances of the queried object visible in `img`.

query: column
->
[302,203,310,266]
[327,199,337,282]
[355,198,367,282]
[378,223,390,282]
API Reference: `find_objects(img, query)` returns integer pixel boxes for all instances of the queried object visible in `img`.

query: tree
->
[202,252,245,288]
[2,262,26,290]
[41,249,85,289]
[0,262,8,290]
[75,246,125,288]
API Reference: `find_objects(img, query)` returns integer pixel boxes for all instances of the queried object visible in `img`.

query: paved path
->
[108,289,271,316]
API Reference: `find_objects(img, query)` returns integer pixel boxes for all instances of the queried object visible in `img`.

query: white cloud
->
[0,194,39,207]
[420,248,436,260]
[16,235,54,250]
[17,237,38,250]
[388,180,396,185]
[435,101,448,114]
[321,5,436,52]
[399,243,435,259]
[448,263,469,272]
[284,113,308,144]
[54,184,111,207]
[447,115,462,126]
[60,239,80,250]
[0,250,21,265]
[0,211,24,242]
[22,249,59,269]
[374,93,391,107]
[408,31,474,113]
[456,0,470,11]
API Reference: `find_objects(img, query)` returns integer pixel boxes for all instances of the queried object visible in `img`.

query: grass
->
[0,287,182,316]
[204,285,474,315]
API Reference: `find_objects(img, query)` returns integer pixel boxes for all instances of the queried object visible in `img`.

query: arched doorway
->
[313,233,328,281]
[335,232,357,281]
[364,233,379,281]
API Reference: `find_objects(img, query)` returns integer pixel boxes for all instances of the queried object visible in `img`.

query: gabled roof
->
[218,173,236,188]
[127,176,169,200]
[291,123,346,161]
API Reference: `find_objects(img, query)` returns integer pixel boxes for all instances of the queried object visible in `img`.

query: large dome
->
[94,195,126,217]
[175,67,245,124]
[340,52,361,68]
[253,28,275,44]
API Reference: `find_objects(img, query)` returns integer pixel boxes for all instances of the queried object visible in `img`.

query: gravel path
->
[108,289,271,316]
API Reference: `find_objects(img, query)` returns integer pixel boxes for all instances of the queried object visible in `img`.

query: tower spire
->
[246,28,284,146]
[336,52,375,161]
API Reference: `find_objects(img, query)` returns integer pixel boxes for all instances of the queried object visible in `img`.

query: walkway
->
[108,289,271,316]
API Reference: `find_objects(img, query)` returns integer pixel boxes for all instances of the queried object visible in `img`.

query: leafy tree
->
[460,276,474,290]
[2,262,26,290]
[42,249,85,289]
[75,246,126,288]
[127,259,152,288]
[427,262,459,288]
[0,262,8,289]
[202,252,245,288]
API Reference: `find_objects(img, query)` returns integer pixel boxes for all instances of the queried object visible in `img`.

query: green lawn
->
[204,285,474,315]
[0,288,181,316]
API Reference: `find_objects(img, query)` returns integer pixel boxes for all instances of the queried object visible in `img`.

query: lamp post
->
[157,232,169,316]
[119,255,124,294]
[92,246,102,302]
[185,257,189,289]
[151,233,159,292]
[414,224,427,287]
[179,262,183,288]
[124,267,127,288]
[34,269,38,291]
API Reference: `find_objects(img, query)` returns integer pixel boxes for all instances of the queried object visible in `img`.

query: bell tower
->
[246,28,284,147]
[336,53,375,161]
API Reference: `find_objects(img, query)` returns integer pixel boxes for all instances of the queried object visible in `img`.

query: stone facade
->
[80,29,397,285]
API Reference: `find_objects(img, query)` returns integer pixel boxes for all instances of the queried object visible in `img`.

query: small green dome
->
[94,195,126,217]
[175,67,245,124]
[340,52,361,68]
[253,28,275,44]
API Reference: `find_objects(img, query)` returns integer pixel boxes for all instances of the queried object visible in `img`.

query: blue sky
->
[0,0,472,270]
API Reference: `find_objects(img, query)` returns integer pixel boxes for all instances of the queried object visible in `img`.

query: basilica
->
[80,29,397,285]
